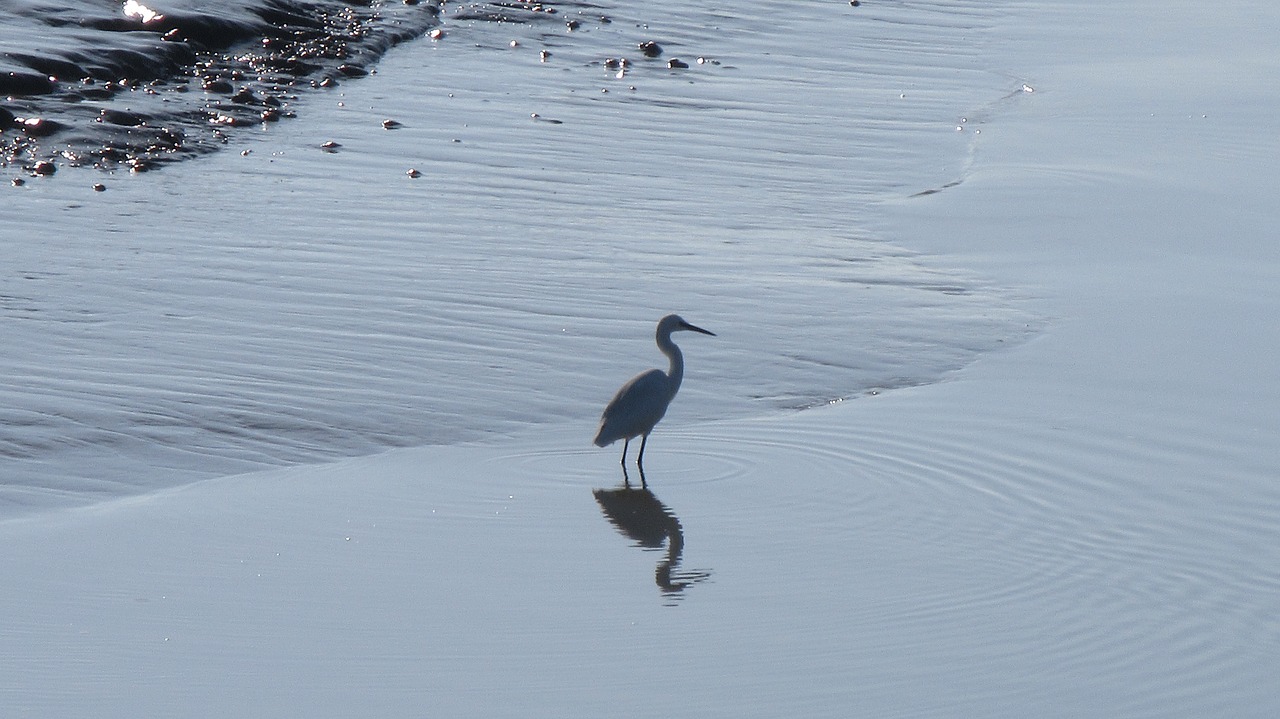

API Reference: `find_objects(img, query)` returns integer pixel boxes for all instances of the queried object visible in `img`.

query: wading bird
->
[594,314,715,473]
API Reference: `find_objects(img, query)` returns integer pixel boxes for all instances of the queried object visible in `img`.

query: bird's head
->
[659,314,716,337]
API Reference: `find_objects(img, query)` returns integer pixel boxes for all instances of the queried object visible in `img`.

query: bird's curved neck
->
[658,332,684,393]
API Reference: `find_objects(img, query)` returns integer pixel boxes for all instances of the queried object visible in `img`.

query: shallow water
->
[1,0,1035,510]
[2,0,1278,715]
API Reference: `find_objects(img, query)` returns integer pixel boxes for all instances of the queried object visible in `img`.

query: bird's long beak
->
[680,320,716,336]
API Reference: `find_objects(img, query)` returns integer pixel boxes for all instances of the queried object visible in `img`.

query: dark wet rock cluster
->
[0,0,442,175]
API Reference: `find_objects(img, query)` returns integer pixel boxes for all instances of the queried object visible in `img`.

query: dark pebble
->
[382,119,403,129]
[566,20,580,31]
[18,117,64,137]
[32,160,56,176]
[99,109,146,126]
[407,168,422,178]
[321,141,342,152]
[667,58,689,69]
[850,0,861,5]
[203,78,235,94]
[337,64,368,78]
[93,183,106,192]
[1,71,55,96]
[231,87,257,104]
[639,41,663,58]
[12,178,25,187]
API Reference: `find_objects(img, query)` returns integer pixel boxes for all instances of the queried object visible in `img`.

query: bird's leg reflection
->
[593,481,711,600]
[620,460,647,489]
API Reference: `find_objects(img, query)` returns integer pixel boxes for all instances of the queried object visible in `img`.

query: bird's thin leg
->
[620,437,630,467]
[637,433,649,471]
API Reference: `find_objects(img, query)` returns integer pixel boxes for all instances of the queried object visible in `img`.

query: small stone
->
[321,141,341,152]
[639,41,662,58]
[203,78,234,94]
[428,28,444,40]
[93,183,106,192]
[667,58,688,69]
[407,168,422,178]
[382,119,403,129]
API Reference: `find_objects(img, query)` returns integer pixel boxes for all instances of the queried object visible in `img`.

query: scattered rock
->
[93,183,106,192]
[202,78,235,94]
[639,41,663,58]
[667,58,689,69]
[18,117,64,137]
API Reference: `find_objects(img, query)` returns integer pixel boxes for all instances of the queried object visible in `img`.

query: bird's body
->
[594,314,715,474]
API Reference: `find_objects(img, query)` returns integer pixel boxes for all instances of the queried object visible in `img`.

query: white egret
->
[594,314,715,471]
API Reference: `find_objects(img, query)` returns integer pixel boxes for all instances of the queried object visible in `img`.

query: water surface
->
[1,0,1035,510]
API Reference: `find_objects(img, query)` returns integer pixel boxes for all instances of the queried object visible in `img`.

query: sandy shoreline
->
[2,0,1277,715]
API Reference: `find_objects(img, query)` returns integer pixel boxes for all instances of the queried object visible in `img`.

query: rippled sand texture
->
[1,0,1033,509]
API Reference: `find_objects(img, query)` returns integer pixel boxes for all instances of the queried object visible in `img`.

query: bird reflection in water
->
[593,478,712,600]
